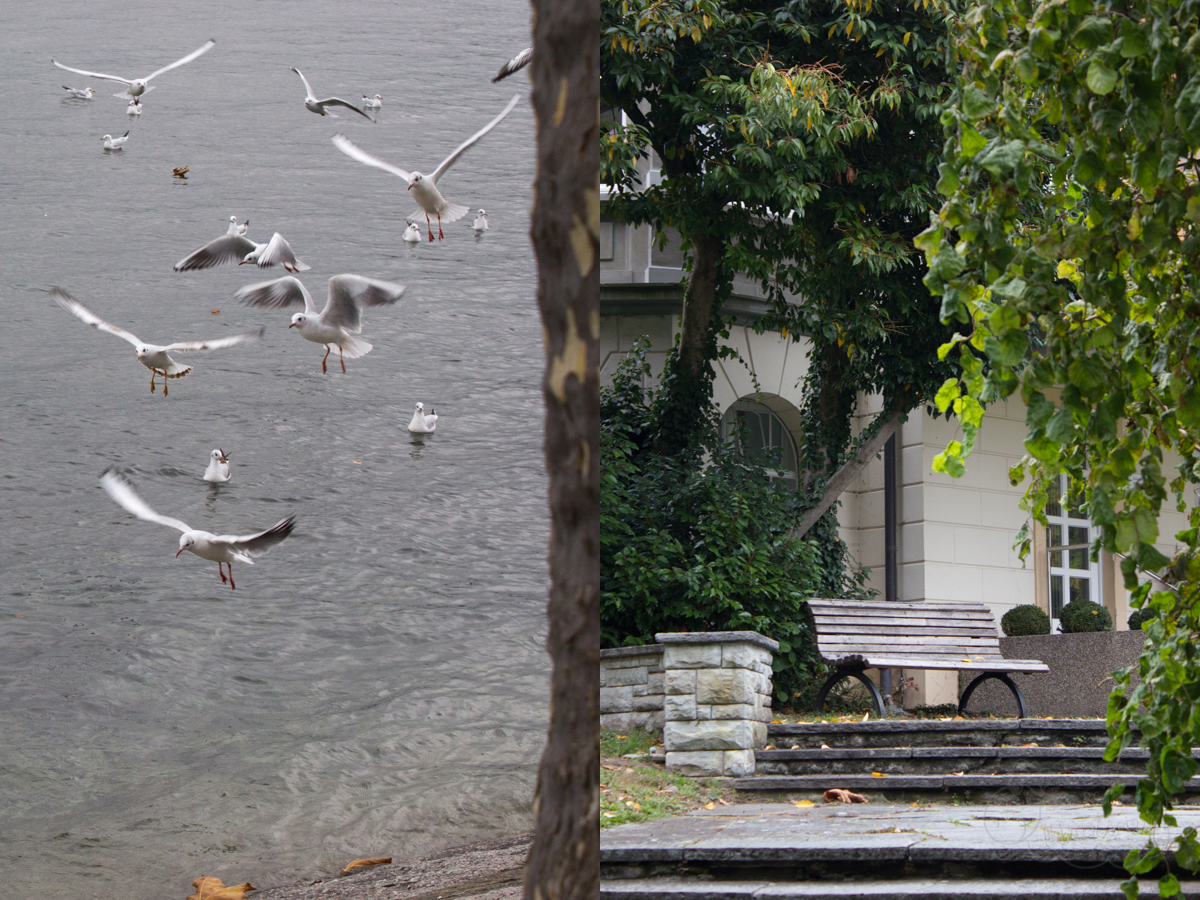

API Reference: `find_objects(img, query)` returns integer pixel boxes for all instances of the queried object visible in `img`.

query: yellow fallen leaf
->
[871,772,888,777]
[820,743,830,749]
[342,857,391,873]
[717,798,730,806]
[188,877,255,900]
[861,713,870,722]
[794,799,814,807]
[602,812,616,818]
[771,719,784,724]
[211,310,221,315]
[703,801,716,810]
[952,716,964,721]
[951,771,964,776]
[353,461,362,465]
[961,658,972,662]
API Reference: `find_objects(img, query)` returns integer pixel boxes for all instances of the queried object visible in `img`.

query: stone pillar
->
[657,631,777,777]
[599,645,665,732]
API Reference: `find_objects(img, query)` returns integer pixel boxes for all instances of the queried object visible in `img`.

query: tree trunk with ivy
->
[523,0,601,897]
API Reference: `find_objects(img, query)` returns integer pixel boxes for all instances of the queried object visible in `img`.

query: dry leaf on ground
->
[794,800,814,808]
[188,877,255,900]
[342,857,392,874]
[870,772,888,777]
[823,789,869,804]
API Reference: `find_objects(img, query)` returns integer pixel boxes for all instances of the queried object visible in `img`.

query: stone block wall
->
[600,645,665,732]
[659,631,778,777]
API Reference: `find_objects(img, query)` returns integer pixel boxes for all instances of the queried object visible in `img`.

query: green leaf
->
[980,140,1026,175]
[1045,405,1076,442]
[961,125,987,156]
[934,377,961,413]
[936,163,960,196]
[961,85,994,119]
[953,395,985,429]
[1073,16,1111,50]
[932,442,967,478]
[1158,873,1182,898]
[1087,58,1119,95]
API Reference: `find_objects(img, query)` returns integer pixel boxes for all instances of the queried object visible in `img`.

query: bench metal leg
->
[959,672,1027,718]
[814,666,886,719]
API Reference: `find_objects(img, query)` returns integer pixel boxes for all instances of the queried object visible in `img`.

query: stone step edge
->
[768,719,1115,735]
[599,878,1194,899]
[756,747,1167,761]
[734,773,1195,791]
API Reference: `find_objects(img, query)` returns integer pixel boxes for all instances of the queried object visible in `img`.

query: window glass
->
[721,400,798,488]
[1045,473,1102,630]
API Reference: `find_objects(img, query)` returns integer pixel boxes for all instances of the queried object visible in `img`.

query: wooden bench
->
[807,599,1049,719]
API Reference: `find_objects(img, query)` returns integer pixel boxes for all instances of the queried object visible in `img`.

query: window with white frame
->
[1045,474,1101,631]
[721,400,798,489]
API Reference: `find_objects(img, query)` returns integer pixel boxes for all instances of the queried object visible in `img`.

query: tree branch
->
[792,405,905,540]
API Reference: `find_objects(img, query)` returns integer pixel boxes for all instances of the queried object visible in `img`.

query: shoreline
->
[252,835,530,900]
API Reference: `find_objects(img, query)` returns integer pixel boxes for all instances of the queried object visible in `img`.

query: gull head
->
[415,402,424,411]
[135,345,149,358]
[289,313,307,329]
[211,448,229,463]
[102,134,113,142]
[408,172,424,190]
[177,534,195,556]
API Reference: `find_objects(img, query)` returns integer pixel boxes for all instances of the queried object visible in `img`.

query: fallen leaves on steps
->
[187,877,255,900]
[823,789,869,804]
[342,857,392,874]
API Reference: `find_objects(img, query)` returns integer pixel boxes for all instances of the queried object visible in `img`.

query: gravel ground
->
[251,836,530,900]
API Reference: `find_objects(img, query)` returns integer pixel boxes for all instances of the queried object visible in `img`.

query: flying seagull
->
[492,47,532,83]
[235,274,405,373]
[174,227,309,273]
[331,94,519,241]
[100,469,294,590]
[53,288,263,396]
[53,39,216,99]
[291,67,374,120]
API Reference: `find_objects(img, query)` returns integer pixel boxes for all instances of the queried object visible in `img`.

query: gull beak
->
[176,548,184,557]
[406,182,413,191]
[288,322,297,328]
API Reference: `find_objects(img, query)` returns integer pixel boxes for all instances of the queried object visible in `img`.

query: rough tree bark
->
[677,230,723,384]
[523,0,601,897]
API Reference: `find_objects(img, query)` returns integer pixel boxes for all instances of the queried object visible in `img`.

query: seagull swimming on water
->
[102,131,129,151]
[492,47,532,83]
[174,227,309,273]
[100,469,294,590]
[126,99,142,116]
[203,449,231,483]
[472,209,489,233]
[53,39,216,99]
[53,288,263,396]
[235,274,405,373]
[62,85,94,99]
[408,402,437,434]
[331,94,519,241]
[362,94,382,110]
[402,222,421,244]
[291,67,374,120]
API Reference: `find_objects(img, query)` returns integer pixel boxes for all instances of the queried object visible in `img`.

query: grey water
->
[0,2,548,897]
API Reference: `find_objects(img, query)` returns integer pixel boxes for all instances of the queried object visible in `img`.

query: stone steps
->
[600,804,1200,898]
[766,719,1113,749]
[601,878,1196,899]
[755,745,1152,776]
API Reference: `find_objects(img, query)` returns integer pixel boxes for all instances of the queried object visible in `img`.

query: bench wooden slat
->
[810,613,996,627]
[819,638,1000,649]
[828,655,1049,673]
[813,625,1000,637]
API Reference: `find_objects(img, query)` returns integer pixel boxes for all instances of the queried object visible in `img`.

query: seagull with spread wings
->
[331,94,519,241]
[234,274,405,373]
[291,67,374,121]
[52,39,215,100]
[174,222,309,273]
[53,288,263,396]
[492,47,532,83]
[100,469,294,590]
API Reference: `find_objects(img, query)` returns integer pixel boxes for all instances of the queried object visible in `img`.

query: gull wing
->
[235,276,318,315]
[317,97,375,121]
[323,275,406,333]
[53,288,141,346]
[173,234,258,272]
[256,233,310,271]
[52,59,133,86]
[291,67,316,100]
[331,134,412,182]
[142,39,216,82]
[162,327,264,353]
[101,470,191,534]
[430,94,519,184]
[492,47,532,83]
[216,515,296,557]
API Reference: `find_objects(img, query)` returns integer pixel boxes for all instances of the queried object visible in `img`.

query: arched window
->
[721,399,799,488]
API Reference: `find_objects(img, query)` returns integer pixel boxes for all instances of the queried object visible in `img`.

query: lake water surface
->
[0,2,548,896]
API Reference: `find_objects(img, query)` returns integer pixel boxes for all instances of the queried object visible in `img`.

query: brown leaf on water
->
[187,877,255,900]
[342,857,392,873]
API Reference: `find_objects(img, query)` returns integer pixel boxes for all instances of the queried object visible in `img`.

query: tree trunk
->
[678,229,723,383]
[523,0,601,897]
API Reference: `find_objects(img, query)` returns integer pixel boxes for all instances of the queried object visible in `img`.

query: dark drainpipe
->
[881,433,898,704]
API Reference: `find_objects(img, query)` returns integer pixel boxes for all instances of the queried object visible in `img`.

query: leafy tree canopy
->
[602,0,960,529]
[920,0,1200,892]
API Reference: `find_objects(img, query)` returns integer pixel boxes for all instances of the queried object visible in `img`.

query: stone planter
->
[963,631,1146,718]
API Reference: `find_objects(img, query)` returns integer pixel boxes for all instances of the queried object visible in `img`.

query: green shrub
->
[1000,604,1051,636]
[600,340,872,703]
[1127,606,1156,631]
[1059,598,1112,633]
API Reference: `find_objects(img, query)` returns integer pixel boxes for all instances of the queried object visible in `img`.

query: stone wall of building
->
[600,645,665,733]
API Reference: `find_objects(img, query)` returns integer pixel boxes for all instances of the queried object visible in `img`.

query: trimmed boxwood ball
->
[1060,598,1113,633]
[1001,604,1051,636]
[1128,606,1157,631]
